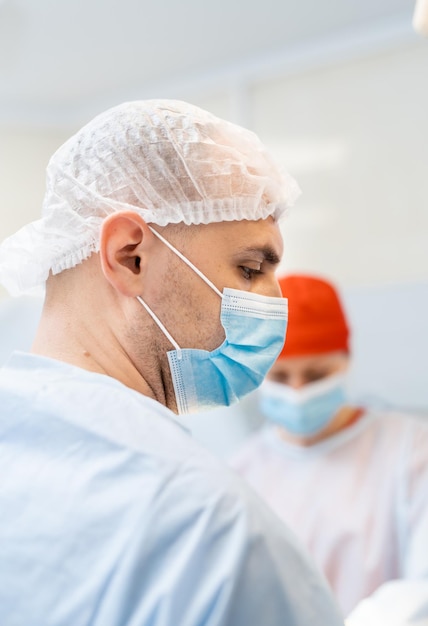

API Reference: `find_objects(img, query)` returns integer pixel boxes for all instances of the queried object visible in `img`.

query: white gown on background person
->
[230,409,428,623]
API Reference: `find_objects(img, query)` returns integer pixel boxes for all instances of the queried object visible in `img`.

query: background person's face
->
[267,351,350,390]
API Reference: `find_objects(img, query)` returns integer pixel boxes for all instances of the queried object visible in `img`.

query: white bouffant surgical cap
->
[0,99,300,296]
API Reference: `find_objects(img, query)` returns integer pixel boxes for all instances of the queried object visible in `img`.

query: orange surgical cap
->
[279,274,350,358]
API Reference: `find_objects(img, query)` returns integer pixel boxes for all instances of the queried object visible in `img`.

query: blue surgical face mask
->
[259,373,347,436]
[137,227,288,415]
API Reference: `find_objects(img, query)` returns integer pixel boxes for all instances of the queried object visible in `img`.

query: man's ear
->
[99,211,153,296]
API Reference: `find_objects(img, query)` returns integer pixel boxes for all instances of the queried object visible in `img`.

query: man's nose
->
[287,376,306,390]
[262,275,282,298]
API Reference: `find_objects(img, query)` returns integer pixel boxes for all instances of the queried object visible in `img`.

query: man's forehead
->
[275,352,348,370]
[228,218,284,259]
[179,217,284,261]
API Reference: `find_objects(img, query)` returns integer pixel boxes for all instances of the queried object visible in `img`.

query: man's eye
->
[240,266,262,280]
[271,373,289,384]
[304,371,327,383]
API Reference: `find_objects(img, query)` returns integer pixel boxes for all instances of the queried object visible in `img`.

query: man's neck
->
[31,305,173,410]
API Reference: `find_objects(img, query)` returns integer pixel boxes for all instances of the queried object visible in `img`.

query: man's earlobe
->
[99,211,150,296]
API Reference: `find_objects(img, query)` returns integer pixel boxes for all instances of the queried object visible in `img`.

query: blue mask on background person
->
[137,227,288,415]
[259,373,347,436]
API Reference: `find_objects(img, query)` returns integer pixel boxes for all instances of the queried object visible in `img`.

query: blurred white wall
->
[343,282,428,412]
[0,126,70,299]
[0,295,43,364]
[0,126,70,239]
[251,41,428,286]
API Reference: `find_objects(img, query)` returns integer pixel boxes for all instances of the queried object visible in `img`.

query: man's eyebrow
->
[235,246,281,265]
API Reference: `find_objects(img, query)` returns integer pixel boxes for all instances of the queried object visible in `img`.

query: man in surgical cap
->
[230,273,428,626]
[0,101,344,626]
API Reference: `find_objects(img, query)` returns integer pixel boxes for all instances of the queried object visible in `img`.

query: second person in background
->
[230,273,428,625]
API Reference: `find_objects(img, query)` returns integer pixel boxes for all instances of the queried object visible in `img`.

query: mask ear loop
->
[136,296,183,359]
[136,226,224,360]
[148,226,223,298]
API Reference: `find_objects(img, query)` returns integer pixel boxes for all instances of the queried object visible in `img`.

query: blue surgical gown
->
[0,353,343,626]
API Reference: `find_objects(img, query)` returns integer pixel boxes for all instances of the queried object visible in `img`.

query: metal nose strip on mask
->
[148,226,223,298]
